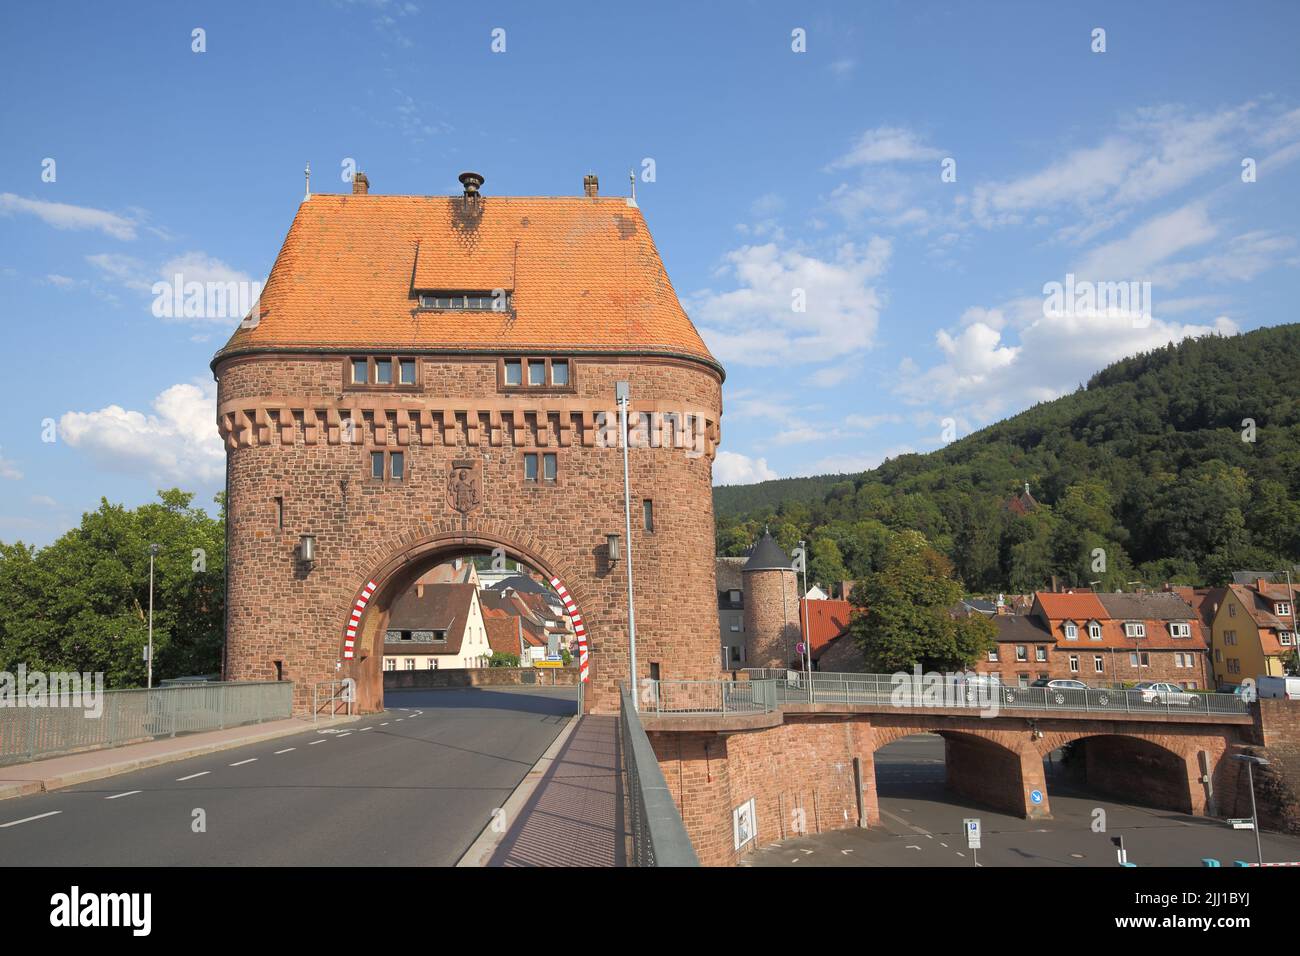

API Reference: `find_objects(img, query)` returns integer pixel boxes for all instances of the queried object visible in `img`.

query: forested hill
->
[714,324,1300,592]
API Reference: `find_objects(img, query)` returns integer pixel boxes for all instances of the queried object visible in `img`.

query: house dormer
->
[1087,620,1103,640]
[1062,619,1079,640]
[1168,621,1192,639]
[1124,621,1146,639]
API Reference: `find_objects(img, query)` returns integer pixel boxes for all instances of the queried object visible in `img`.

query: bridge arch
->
[337,525,592,713]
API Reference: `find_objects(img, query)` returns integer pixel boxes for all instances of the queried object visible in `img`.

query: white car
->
[1133,681,1199,706]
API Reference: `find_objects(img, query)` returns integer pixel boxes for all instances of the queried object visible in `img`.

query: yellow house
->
[1209,579,1299,687]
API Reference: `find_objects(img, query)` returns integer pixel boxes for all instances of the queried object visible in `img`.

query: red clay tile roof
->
[800,599,854,659]
[214,193,719,371]
[1035,590,1207,650]
[483,611,525,657]
[1034,592,1108,621]
[386,582,476,654]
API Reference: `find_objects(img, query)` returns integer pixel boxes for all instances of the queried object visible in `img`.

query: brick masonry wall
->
[978,644,1211,688]
[217,353,722,714]
[1223,699,1300,834]
[742,568,800,669]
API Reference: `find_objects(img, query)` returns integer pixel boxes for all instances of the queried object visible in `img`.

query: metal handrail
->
[618,686,699,867]
[0,680,293,766]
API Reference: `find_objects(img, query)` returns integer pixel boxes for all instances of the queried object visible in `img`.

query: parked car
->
[1030,678,1088,690]
[1133,681,1199,706]
[1255,676,1300,700]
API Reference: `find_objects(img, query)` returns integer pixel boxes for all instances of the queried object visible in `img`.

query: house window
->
[1228,604,1236,618]
[375,359,392,385]
[987,648,999,662]
[1224,630,1237,646]
[351,358,368,384]
[274,496,284,530]
[728,590,741,604]
[384,659,396,671]
[527,361,546,386]
[1017,674,1029,687]
[1281,632,1295,646]
[1088,621,1102,640]
[643,499,654,532]
[1169,622,1191,638]
[1129,652,1150,668]
[1124,622,1145,639]
[399,359,417,385]
[347,355,417,389]
[418,291,513,311]
[1277,603,1293,618]
[1228,658,1241,674]
[1214,648,1222,662]
[499,357,575,391]
[1035,646,1047,662]
[404,658,415,670]
[1015,645,1027,662]
[551,360,569,386]
[504,360,523,386]
[1094,655,1104,673]
[370,451,403,482]
[1069,655,1079,673]
[543,453,557,482]
[1063,623,1078,640]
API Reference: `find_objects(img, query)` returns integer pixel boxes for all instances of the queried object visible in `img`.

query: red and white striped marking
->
[343,580,378,660]
[549,576,589,683]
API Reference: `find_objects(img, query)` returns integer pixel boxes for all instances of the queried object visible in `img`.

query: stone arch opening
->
[871,727,1046,821]
[337,531,590,714]
[1041,733,1197,814]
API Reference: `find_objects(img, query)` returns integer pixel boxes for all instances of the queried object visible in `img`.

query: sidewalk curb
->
[0,715,359,800]
[456,714,580,867]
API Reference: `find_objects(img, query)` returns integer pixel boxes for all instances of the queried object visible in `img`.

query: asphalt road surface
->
[746,733,1300,867]
[0,686,575,866]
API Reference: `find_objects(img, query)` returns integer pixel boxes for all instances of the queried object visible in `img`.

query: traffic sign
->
[1029,789,1043,805]
[964,817,981,849]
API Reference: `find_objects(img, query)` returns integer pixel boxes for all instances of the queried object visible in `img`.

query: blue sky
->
[1,0,1298,545]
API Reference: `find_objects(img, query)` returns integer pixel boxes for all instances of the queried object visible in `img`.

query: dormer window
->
[1124,622,1145,639]
[1088,621,1103,640]
[418,291,513,311]
[1063,621,1078,640]
[1276,602,1293,618]
[1280,632,1295,646]
[1168,622,1191,639]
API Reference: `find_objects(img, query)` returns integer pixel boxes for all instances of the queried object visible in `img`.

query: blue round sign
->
[1030,789,1043,805]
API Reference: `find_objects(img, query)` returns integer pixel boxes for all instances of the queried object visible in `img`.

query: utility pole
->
[147,543,160,689]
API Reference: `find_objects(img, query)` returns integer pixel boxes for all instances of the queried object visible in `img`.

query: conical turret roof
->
[743,531,793,572]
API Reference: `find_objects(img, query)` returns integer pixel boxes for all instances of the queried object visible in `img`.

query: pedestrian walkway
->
[489,715,625,866]
[0,714,354,800]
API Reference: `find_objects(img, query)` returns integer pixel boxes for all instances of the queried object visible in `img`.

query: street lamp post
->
[616,382,639,711]
[147,543,160,689]
[1232,753,1269,865]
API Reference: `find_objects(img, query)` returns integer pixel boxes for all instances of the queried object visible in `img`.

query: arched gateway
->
[212,170,725,714]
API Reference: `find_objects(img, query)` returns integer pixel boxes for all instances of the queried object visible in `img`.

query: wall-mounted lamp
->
[606,533,621,564]
[298,534,316,565]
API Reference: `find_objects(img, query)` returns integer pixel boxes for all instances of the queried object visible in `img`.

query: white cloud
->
[692,239,890,367]
[87,253,152,291]
[30,495,57,508]
[60,381,223,484]
[828,126,943,168]
[0,449,22,480]
[713,451,778,485]
[0,194,137,240]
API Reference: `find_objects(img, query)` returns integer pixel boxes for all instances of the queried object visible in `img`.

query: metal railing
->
[740,669,1251,717]
[618,686,699,867]
[312,680,354,722]
[634,679,778,716]
[0,680,293,766]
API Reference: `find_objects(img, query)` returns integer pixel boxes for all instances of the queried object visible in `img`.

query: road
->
[746,734,1300,867]
[0,686,575,866]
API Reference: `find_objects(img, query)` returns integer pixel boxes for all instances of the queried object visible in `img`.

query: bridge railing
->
[740,669,1250,717]
[634,679,778,715]
[618,686,700,867]
[0,680,294,766]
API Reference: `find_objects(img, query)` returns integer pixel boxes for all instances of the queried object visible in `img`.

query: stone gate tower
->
[212,171,724,713]
[741,531,800,668]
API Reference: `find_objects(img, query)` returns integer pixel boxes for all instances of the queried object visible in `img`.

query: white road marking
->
[395,718,403,722]
[380,722,389,726]
[229,758,257,767]
[1,810,62,828]
[105,791,141,800]
[358,727,372,732]
[177,771,210,781]
[337,732,352,737]
[274,748,295,754]
[905,844,922,851]
[308,739,325,745]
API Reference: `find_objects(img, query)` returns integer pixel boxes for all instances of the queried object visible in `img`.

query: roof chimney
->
[583,173,599,198]
[459,171,484,199]
[352,172,369,195]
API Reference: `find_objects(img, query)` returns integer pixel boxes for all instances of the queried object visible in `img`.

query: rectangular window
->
[399,359,416,385]
[384,659,396,671]
[404,658,415,671]
[1089,622,1102,640]
[1125,622,1146,639]
[1215,648,1222,662]
[371,451,385,480]
[390,451,404,481]
[504,361,523,386]
[1094,655,1104,673]
[351,358,368,384]
[1169,622,1191,638]
[1277,603,1293,618]
[1069,655,1079,673]
[274,496,283,530]
[1129,652,1150,668]
[428,658,438,669]
[643,499,654,532]
[1015,645,1027,662]
[543,453,557,482]
[987,649,999,662]
[528,361,546,386]
[1035,646,1047,662]
[374,359,392,385]
[1281,632,1295,646]
[1228,604,1236,617]
[551,360,569,386]
[1064,623,1078,640]
[524,453,538,482]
